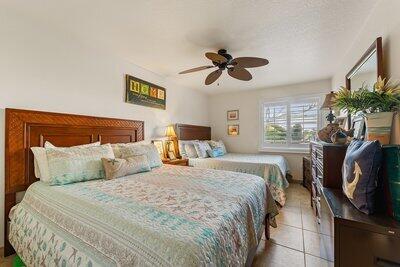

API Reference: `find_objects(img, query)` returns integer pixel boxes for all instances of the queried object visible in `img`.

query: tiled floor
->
[0,183,333,267]
[252,183,334,267]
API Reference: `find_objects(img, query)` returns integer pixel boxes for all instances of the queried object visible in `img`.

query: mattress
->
[9,165,278,267]
[189,153,290,206]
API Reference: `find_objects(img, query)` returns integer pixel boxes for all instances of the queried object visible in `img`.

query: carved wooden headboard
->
[4,108,144,255]
[175,123,211,140]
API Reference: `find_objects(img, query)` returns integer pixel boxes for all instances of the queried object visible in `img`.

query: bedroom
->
[1,0,400,266]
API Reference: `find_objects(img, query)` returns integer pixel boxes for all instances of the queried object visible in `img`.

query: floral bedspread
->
[189,153,290,206]
[9,166,277,267]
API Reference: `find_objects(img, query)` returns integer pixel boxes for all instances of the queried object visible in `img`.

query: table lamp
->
[321,91,336,124]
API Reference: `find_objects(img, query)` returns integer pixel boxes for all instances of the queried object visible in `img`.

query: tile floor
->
[0,183,333,267]
[252,183,334,267]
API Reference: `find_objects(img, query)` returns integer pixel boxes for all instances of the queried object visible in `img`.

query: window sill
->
[259,147,310,154]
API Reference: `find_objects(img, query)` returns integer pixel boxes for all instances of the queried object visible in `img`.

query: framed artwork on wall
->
[228,125,239,136]
[227,110,239,120]
[125,74,166,110]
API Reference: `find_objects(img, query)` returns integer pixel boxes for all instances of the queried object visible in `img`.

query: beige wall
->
[0,10,209,247]
[332,0,400,144]
[208,79,331,181]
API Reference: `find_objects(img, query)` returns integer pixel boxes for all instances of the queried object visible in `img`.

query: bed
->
[4,109,278,266]
[175,124,290,206]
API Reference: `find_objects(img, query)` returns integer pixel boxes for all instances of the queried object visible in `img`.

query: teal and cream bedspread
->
[9,166,278,267]
[188,153,290,206]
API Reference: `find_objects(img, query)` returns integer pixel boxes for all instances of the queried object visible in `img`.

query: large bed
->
[4,109,278,266]
[175,124,290,206]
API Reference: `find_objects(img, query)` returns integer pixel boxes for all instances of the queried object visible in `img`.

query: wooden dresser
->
[310,141,400,266]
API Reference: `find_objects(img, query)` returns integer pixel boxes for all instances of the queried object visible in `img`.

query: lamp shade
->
[165,125,177,138]
[321,91,336,109]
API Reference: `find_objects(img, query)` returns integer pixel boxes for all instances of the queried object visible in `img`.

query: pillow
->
[44,141,101,148]
[102,155,151,179]
[119,143,162,168]
[185,143,198,158]
[32,141,102,180]
[342,140,382,214]
[111,141,148,158]
[208,140,227,154]
[207,147,225,158]
[46,144,115,185]
[193,141,209,158]
[178,140,198,158]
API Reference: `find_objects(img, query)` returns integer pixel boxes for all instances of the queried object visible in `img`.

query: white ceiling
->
[3,0,378,94]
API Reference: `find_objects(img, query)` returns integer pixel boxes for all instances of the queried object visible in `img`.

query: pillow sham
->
[119,143,163,168]
[46,144,115,185]
[44,141,101,148]
[111,141,148,158]
[33,141,102,180]
[102,155,151,179]
[193,141,209,158]
[342,140,382,214]
[178,140,198,158]
[185,143,198,158]
[208,140,227,154]
[207,147,225,158]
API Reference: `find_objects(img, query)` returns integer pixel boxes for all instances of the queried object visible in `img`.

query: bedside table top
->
[162,158,189,165]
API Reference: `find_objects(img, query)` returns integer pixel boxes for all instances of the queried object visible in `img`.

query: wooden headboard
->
[175,123,211,140]
[4,108,144,255]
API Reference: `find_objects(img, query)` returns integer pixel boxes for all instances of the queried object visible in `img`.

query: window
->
[260,96,321,151]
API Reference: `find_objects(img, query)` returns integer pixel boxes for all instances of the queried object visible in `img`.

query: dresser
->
[310,141,400,266]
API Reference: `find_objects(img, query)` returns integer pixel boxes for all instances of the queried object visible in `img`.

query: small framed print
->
[152,140,166,159]
[352,115,365,140]
[227,110,239,121]
[228,125,239,136]
[168,151,176,160]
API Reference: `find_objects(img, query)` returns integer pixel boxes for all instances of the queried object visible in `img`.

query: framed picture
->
[126,75,166,110]
[227,110,239,121]
[335,116,347,129]
[152,140,166,159]
[168,151,176,160]
[352,115,365,140]
[228,125,239,136]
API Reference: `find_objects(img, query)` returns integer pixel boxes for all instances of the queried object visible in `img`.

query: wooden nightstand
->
[162,158,189,166]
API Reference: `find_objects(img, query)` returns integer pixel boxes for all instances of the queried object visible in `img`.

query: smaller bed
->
[175,124,290,206]
[189,153,289,206]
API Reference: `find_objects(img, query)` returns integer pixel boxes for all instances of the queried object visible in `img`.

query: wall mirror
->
[346,37,383,91]
[345,37,383,127]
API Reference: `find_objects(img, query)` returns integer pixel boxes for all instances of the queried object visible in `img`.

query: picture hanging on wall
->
[125,74,166,110]
[227,110,239,120]
[228,125,239,136]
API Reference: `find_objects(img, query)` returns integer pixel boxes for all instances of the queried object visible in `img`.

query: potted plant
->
[334,77,400,144]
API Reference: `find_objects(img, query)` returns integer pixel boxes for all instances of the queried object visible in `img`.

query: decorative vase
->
[365,112,394,145]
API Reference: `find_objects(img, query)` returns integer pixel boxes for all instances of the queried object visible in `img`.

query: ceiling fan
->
[179,49,269,85]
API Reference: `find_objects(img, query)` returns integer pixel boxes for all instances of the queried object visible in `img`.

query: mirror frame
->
[345,37,384,127]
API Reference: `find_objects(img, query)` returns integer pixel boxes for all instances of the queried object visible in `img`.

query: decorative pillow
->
[45,144,115,185]
[119,144,162,168]
[207,147,225,158]
[193,141,209,158]
[32,141,102,180]
[208,140,227,154]
[185,143,198,158]
[342,140,382,214]
[44,141,101,148]
[102,155,151,179]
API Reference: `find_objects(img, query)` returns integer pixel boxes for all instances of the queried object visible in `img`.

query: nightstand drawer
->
[162,158,189,166]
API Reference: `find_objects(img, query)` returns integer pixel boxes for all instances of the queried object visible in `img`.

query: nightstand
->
[162,158,189,166]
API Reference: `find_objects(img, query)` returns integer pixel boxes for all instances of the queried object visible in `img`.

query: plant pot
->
[365,112,394,145]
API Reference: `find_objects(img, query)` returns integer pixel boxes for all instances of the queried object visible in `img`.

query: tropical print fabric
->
[189,153,290,206]
[46,144,115,185]
[9,166,277,267]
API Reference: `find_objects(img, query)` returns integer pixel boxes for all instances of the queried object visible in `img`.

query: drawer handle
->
[388,230,395,235]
